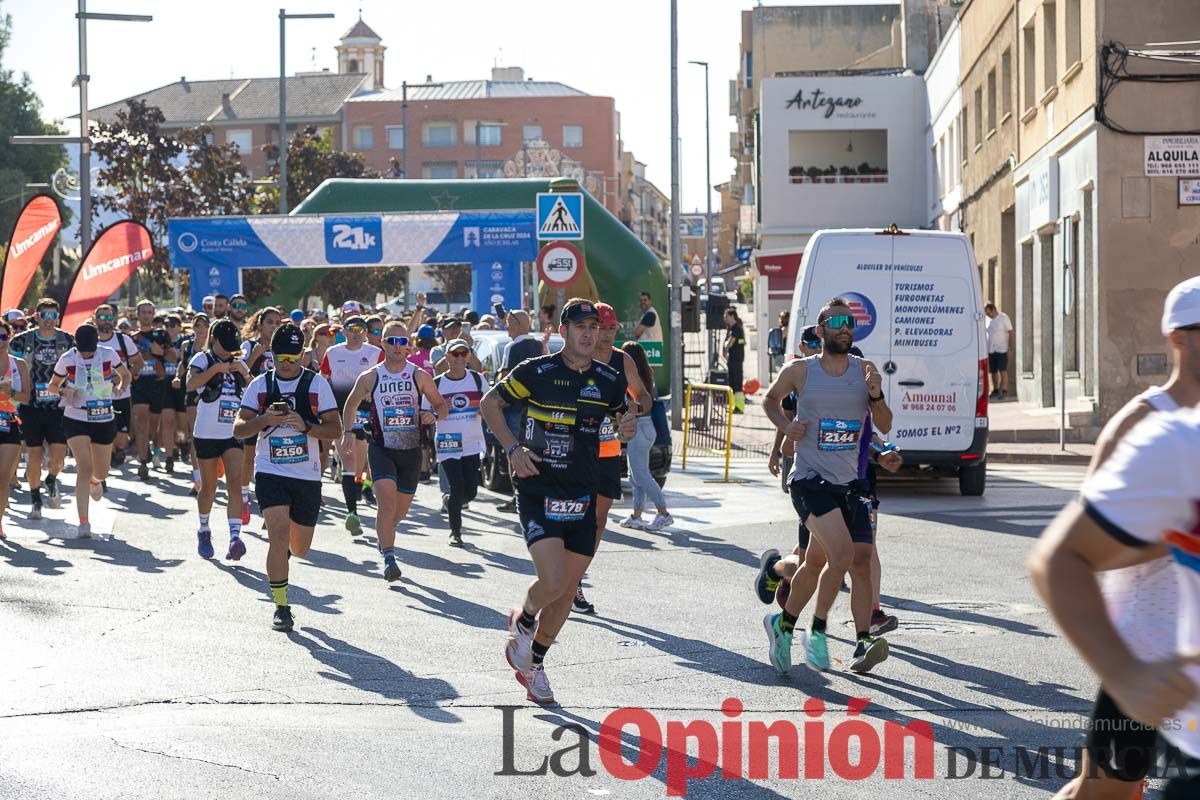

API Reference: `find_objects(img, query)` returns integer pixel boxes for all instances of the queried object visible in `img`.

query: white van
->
[784,226,989,495]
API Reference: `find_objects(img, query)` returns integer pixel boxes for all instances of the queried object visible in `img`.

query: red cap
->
[596,302,619,328]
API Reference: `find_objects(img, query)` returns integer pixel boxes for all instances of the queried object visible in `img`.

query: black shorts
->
[63,416,117,446]
[162,380,186,413]
[193,436,242,461]
[254,471,322,527]
[518,491,598,557]
[1085,688,1159,782]
[113,398,132,434]
[789,472,874,544]
[367,442,420,494]
[19,405,65,447]
[0,418,21,446]
[988,352,1009,373]
[597,456,622,500]
[131,376,165,411]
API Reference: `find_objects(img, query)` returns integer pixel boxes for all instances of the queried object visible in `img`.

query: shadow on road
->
[0,540,73,576]
[391,583,508,630]
[881,593,1054,638]
[210,561,344,615]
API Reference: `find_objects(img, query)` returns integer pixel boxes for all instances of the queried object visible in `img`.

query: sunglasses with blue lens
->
[822,314,856,331]
[385,336,410,347]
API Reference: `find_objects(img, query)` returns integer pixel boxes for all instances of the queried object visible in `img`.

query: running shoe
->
[77,522,91,539]
[362,482,376,505]
[754,549,782,604]
[137,462,149,481]
[440,494,449,513]
[89,479,103,501]
[647,512,674,530]
[29,500,42,521]
[188,483,199,498]
[165,455,175,475]
[241,499,251,526]
[226,537,246,561]
[497,499,517,513]
[383,560,402,582]
[197,529,215,559]
[850,636,890,673]
[776,577,791,609]
[801,627,830,671]
[345,512,362,536]
[762,613,792,674]
[46,476,61,509]
[152,448,162,470]
[505,607,536,673]
[572,585,596,615]
[448,530,464,548]
[516,664,556,705]
[870,609,899,637]
[620,516,645,529]
[272,605,294,632]
[110,450,124,468]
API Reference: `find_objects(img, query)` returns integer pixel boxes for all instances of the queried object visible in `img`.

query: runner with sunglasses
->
[426,338,487,547]
[228,295,249,326]
[235,323,342,632]
[320,315,382,536]
[761,297,894,675]
[130,301,177,480]
[10,298,73,519]
[49,324,131,538]
[0,319,31,538]
[238,307,281,525]
[341,322,446,581]
[93,303,143,467]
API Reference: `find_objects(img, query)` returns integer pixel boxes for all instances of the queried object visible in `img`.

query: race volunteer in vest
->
[187,320,252,562]
[341,321,447,582]
[0,319,31,539]
[578,302,651,615]
[481,298,634,706]
[238,307,281,526]
[10,298,73,519]
[761,297,894,676]
[49,324,131,539]
[427,338,487,547]
[159,315,186,475]
[320,314,382,536]
[234,323,341,633]
[131,300,176,481]
[94,302,142,466]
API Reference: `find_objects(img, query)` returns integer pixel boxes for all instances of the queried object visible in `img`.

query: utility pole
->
[400,78,443,179]
[669,0,683,429]
[278,9,334,213]
[689,60,714,289]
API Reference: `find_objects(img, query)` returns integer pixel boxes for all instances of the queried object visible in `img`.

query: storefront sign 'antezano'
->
[785,88,864,118]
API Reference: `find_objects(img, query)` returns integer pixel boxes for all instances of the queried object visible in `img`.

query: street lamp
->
[400,78,444,179]
[279,9,334,213]
[10,2,151,254]
[688,60,714,290]
[474,120,508,179]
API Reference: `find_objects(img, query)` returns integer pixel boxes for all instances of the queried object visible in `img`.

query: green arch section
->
[264,177,671,389]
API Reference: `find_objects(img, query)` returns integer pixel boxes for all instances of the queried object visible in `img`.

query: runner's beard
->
[823,335,851,355]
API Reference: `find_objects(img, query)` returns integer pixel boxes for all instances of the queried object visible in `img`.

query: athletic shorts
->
[19,405,65,447]
[113,398,132,434]
[367,442,421,494]
[597,455,622,500]
[335,389,370,441]
[988,352,1009,373]
[1085,688,1159,782]
[193,436,242,461]
[131,376,165,411]
[517,491,599,557]
[254,471,321,527]
[788,472,874,544]
[162,380,187,413]
[0,418,21,446]
[63,417,117,446]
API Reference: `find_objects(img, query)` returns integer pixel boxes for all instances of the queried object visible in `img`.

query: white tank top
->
[369,360,421,450]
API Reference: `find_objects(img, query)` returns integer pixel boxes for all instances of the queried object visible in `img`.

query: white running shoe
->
[620,516,646,529]
[505,607,536,673]
[516,664,555,705]
[77,522,91,539]
[89,480,103,501]
[647,513,675,530]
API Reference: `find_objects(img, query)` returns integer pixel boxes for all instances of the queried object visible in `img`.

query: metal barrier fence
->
[681,382,734,482]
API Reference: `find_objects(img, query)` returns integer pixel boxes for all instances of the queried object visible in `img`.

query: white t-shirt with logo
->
[321,342,382,394]
[97,332,137,400]
[52,346,120,423]
[1081,406,1200,758]
[425,370,488,462]
[189,351,246,440]
[241,370,337,481]
[986,312,1013,354]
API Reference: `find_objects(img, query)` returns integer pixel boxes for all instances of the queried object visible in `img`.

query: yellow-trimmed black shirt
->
[496,352,629,498]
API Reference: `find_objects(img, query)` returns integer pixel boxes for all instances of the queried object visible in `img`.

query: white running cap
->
[1162,276,1200,335]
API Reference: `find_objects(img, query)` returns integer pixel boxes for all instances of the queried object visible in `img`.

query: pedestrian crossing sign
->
[536,192,584,240]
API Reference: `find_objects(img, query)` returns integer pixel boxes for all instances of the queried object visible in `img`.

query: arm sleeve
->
[496,358,536,406]
[1081,412,1198,547]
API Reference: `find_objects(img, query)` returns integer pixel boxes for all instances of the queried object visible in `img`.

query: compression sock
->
[228,519,241,539]
[269,580,288,607]
[811,616,828,633]
[198,513,211,531]
[45,473,57,491]
[518,608,537,632]
[780,609,798,633]
[531,640,550,666]
[30,487,41,504]
[341,473,357,514]
[382,546,396,564]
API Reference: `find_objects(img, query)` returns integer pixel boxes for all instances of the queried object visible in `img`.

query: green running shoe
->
[762,613,792,674]
[345,512,362,536]
[802,627,830,671]
[850,636,889,673]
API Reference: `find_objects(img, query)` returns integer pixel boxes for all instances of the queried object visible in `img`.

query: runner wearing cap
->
[320,315,382,536]
[10,298,73,518]
[341,321,446,581]
[238,307,281,524]
[187,319,252,560]
[201,296,215,317]
[0,319,31,539]
[48,324,131,539]
[235,323,342,632]
[481,298,634,705]
[426,337,487,547]
[289,309,305,324]
[94,302,143,467]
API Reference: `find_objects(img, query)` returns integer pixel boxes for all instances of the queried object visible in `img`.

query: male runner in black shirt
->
[481,298,635,705]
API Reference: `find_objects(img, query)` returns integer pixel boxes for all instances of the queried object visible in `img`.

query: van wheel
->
[958,462,986,496]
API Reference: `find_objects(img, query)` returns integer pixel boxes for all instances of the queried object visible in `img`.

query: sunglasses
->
[0,334,10,342]
[801,339,822,349]
[369,329,383,336]
[232,302,248,309]
[385,336,410,346]
[822,314,856,331]
[38,311,58,320]
[449,349,470,357]
[274,352,303,364]
[96,314,115,321]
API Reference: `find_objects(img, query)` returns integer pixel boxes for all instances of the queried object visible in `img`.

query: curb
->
[986,451,1091,466]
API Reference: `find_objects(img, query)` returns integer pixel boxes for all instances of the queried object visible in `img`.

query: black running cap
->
[211,319,240,352]
[271,322,305,356]
[560,300,600,325]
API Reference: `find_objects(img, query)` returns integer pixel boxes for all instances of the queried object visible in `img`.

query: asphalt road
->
[0,457,1111,799]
